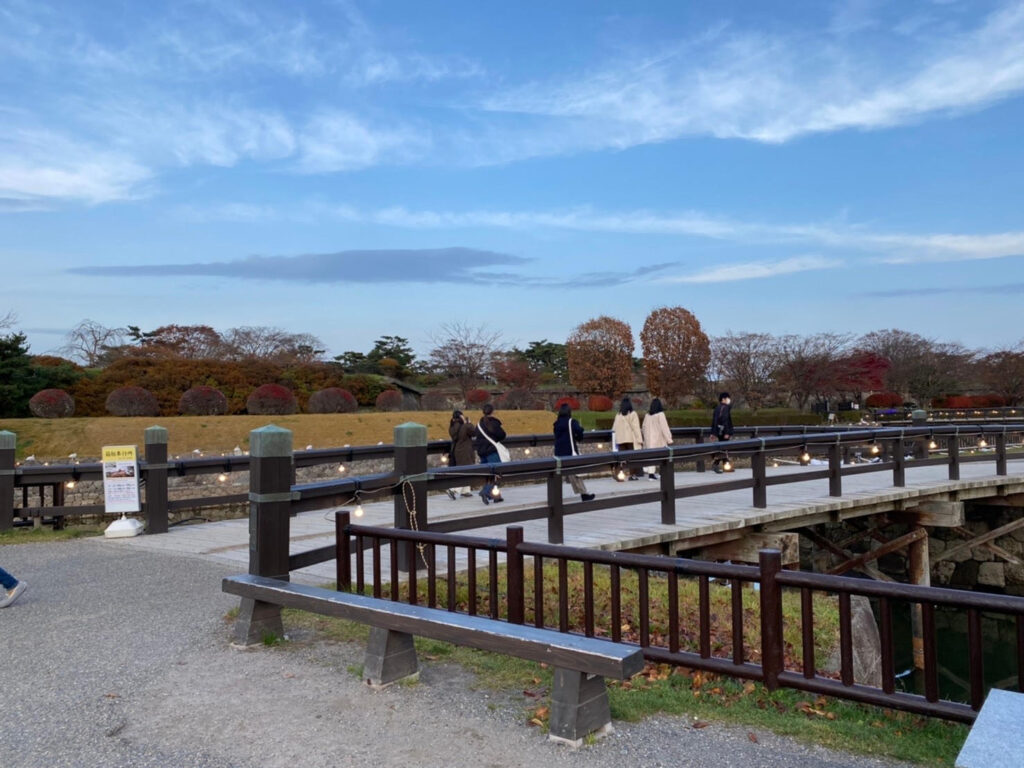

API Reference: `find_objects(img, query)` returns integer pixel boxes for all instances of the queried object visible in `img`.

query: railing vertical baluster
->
[0,430,15,532]
[879,596,895,694]
[660,457,675,524]
[695,432,706,473]
[558,558,569,633]
[922,603,939,702]
[546,474,564,544]
[828,442,842,497]
[506,526,524,625]
[390,540,399,601]
[489,550,499,619]
[584,561,594,637]
[534,555,545,629]
[752,449,767,509]
[467,548,477,616]
[801,587,814,679]
[639,569,650,647]
[335,511,350,591]
[759,550,783,691]
[372,536,381,598]
[427,543,437,609]
[668,570,679,653]
[996,431,1007,476]
[407,541,418,605]
[611,565,621,642]
[948,434,960,481]
[968,608,985,710]
[446,544,456,612]
[356,534,365,594]
[892,438,905,487]
[699,575,710,658]
[839,592,853,686]
[731,579,744,664]
[143,426,169,534]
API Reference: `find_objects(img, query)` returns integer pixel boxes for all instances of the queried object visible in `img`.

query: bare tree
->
[858,329,933,398]
[0,311,15,331]
[907,342,975,406]
[979,345,1024,405]
[59,319,126,367]
[776,333,852,410]
[222,326,325,364]
[711,332,781,411]
[427,322,503,399]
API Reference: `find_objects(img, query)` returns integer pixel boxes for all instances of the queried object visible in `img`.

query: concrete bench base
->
[956,689,1024,768]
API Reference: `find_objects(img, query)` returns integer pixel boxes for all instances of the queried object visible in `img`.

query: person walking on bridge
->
[711,392,734,473]
[0,566,27,608]
[612,396,643,480]
[642,397,673,480]
[446,410,475,500]
[553,403,595,501]
[473,403,506,504]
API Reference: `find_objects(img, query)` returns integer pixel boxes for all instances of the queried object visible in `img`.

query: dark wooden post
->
[996,431,1007,476]
[752,449,767,509]
[0,430,14,531]
[659,456,675,525]
[506,526,525,624]
[758,549,784,691]
[232,424,292,646]
[393,422,428,572]
[892,437,906,488]
[828,441,842,497]
[547,474,564,544]
[695,431,706,473]
[336,511,351,592]
[947,433,960,481]
[144,426,169,534]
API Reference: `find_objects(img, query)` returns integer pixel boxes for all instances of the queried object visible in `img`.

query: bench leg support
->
[232,598,284,647]
[364,627,419,688]
[548,668,613,746]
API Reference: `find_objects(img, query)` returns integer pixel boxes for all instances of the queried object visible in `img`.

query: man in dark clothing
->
[473,403,506,503]
[711,391,734,473]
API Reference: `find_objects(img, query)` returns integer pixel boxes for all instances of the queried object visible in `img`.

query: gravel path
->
[0,540,917,768]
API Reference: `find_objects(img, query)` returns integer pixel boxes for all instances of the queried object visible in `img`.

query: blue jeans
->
[0,566,17,590]
[480,451,502,498]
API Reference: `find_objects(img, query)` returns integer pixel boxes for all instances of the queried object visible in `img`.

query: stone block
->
[549,669,613,746]
[933,561,956,585]
[972,547,995,563]
[951,561,980,587]
[977,563,1005,588]
[232,598,283,647]
[956,689,1024,767]
[823,595,882,688]
[1004,564,1024,586]
[1011,527,1024,544]
[929,538,947,556]
[363,627,419,687]
[946,545,974,564]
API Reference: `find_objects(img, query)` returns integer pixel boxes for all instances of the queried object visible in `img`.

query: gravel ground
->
[0,540,917,768]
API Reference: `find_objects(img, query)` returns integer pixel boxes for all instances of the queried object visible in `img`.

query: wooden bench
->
[223,574,644,745]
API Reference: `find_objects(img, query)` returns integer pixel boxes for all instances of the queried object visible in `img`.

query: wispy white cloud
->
[665,256,841,284]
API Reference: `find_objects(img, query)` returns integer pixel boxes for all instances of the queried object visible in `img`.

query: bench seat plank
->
[223,574,644,680]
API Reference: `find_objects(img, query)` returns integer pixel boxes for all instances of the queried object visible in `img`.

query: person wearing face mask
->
[710,391,734,473]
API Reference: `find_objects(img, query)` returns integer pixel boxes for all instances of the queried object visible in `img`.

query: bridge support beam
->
[892,500,964,527]
[909,531,930,671]
[700,532,800,566]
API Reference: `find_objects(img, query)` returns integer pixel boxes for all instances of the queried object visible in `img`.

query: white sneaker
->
[0,581,27,608]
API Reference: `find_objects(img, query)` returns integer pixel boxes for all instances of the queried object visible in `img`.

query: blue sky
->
[3,0,1024,359]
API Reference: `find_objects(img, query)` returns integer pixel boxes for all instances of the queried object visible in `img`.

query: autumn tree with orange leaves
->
[641,306,710,407]
[566,316,634,397]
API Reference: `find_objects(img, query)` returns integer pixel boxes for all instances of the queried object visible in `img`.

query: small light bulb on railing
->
[338,464,346,473]
[491,484,501,498]
[597,443,604,449]
[978,438,988,448]
[772,461,780,468]
[353,503,364,518]
[869,442,880,455]
[524,448,531,455]
[928,439,938,450]
[799,451,811,465]
[65,480,76,489]
[615,468,627,481]
[440,454,448,464]
[217,473,228,483]
[722,460,733,472]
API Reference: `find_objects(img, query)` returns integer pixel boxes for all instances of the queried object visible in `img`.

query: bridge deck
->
[107,457,1024,584]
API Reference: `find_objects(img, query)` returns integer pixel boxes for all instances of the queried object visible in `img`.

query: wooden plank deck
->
[108,458,1024,585]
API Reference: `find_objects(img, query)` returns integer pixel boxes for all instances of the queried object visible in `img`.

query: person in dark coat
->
[473,403,506,503]
[553,403,595,501]
[711,391,734,473]
[446,410,476,499]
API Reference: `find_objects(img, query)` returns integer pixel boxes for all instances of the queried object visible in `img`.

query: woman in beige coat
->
[641,397,673,480]
[612,396,643,480]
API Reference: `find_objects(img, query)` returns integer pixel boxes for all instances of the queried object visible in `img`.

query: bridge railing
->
[325,512,1024,723]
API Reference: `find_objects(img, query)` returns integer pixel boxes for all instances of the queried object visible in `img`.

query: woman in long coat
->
[611,396,643,480]
[641,397,673,480]
[446,410,476,499]
[553,403,595,501]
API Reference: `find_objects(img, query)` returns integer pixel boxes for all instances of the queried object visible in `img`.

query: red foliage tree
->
[466,388,491,405]
[28,389,75,418]
[640,307,710,407]
[246,384,298,415]
[307,387,358,414]
[492,357,541,391]
[106,385,160,417]
[554,396,580,411]
[375,389,403,412]
[567,316,634,398]
[588,394,614,412]
[831,351,890,402]
[178,385,229,416]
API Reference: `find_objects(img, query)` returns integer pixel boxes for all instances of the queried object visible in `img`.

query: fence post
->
[506,525,525,624]
[144,426,169,534]
[659,456,675,525]
[996,431,1007,476]
[752,449,767,509]
[947,433,960,481]
[892,438,905,488]
[695,431,706,473]
[0,430,14,531]
[336,511,351,592]
[758,549,784,692]
[828,442,842,497]
[393,422,428,572]
[547,474,564,544]
[232,424,292,646]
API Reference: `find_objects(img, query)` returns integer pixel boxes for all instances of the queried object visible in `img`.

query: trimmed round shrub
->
[307,387,358,414]
[178,385,228,416]
[554,396,580,412]
[420,389,450,410]
[246,383,298,415]
[588,394,614,412]
[375,389,403,412]
[29,388,75,418]
[106,385,160,417]
[865,392,903,408]
[466,388,491,405]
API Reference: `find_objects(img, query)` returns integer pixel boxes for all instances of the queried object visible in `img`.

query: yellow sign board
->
[101,444,140,514]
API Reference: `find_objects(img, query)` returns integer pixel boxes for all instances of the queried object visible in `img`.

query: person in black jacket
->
[446,410,476,499]
[473,403,506,504]
[710,391,734,473]
[553,403,595,501]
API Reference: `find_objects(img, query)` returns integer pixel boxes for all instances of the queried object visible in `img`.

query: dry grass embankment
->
[0,411,562,460]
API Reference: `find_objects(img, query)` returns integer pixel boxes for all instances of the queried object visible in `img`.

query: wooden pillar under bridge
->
[908,530,930,671]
